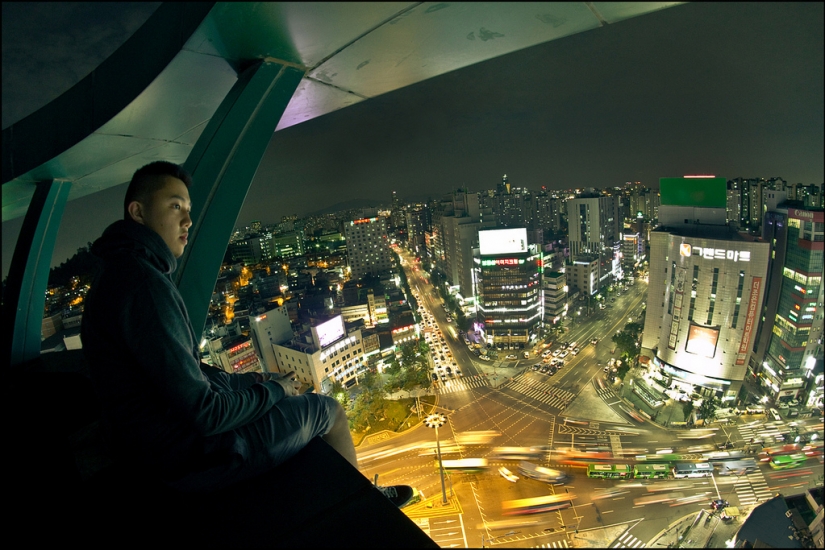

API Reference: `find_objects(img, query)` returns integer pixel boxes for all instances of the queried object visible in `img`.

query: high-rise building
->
[439,190,495,302]
[567,193,621,257]
[344,216,393,280]
[249,305,294,372]
[641,176,771,401]
[566,193,621,289]
[755,203,823,408]
[621,232,644,274]
[542,269,567,326]
[405,204,428,256]
[475,228,542,349]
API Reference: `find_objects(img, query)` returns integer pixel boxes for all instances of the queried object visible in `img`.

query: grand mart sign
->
[679,243,750,262]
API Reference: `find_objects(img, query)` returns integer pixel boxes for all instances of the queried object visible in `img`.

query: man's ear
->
[127,201,145,224]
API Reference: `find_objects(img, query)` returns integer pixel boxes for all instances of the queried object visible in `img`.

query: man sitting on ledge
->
[81,161,412,506]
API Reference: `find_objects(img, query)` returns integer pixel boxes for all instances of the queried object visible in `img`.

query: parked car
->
[505,354,517,360]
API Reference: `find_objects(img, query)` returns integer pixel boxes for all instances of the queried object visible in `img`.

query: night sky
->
[2,2,823,279]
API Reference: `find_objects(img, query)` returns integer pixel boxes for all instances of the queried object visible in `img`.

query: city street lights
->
[424,413,448,505]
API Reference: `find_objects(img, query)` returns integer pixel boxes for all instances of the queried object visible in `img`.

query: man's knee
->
[331,399,347,424]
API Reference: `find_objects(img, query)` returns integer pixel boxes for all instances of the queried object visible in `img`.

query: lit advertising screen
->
[685,324,719,358]
[479,228,528,256]
[314,315,345,348]
[659,177,726,208]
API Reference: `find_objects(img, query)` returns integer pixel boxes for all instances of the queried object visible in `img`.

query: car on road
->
[431,373,438,381]
[540,365,550,374]
[505,354,517,360]
[591,338,598,345]
[571,348,580,356]
[559,350,569,359]
[498,466,519,483]
[532,364,542,371]
[552,349,561,357]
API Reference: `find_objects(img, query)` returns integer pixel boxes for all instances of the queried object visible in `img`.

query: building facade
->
[641,227,770,401]
[344,216,393,280]
[542,269,567,327]
[271,315,366,392]
[756,204,824,407]
[475,228,543,348]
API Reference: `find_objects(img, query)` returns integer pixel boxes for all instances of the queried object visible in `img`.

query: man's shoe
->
[376,484,415,508]
[373,473,415,508]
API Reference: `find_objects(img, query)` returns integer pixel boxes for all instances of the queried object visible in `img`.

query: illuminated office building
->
[474,228,542,348]
[344,216,393,280]
[271,314,365,392]
[641,177,770,401]
[755,202,823,407]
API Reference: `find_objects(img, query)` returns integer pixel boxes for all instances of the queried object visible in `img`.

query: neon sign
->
[481,258,525,267]
[680,243,750,262]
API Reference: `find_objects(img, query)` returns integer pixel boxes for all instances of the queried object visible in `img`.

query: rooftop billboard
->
[659,177,726,208]
[313,315,345,349]
[479,228,528,256]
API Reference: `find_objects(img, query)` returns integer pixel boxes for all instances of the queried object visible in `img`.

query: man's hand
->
[264,371,300,397]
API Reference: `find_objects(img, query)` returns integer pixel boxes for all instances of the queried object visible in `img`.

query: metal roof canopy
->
[2,1,683,222]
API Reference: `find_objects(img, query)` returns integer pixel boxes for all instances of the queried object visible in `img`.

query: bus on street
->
[587,463,631,479]
[769,453,807,470]
[633,463,671,479]
[716,459,758,476]
[672,462,714,478]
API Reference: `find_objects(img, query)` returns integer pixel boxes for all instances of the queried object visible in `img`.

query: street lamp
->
[424,413,449,505]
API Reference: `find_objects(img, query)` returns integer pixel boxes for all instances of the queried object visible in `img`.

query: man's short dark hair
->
[123,161,193,219]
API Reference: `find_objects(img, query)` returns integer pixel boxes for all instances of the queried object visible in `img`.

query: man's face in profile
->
[129,176,192,258]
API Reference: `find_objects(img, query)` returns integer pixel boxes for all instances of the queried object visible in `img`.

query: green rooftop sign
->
[659,177,726,208]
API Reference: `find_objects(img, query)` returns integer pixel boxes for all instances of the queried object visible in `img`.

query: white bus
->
[672,462,714,478]
[716,459,758,476]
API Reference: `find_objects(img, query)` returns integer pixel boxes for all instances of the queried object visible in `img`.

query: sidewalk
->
[611,366,687,430]
[645,507,745,548]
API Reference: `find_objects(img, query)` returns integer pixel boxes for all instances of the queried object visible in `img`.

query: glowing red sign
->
[736,277,762,365]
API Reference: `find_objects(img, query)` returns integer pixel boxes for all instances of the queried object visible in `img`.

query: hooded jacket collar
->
[91,219,178,274]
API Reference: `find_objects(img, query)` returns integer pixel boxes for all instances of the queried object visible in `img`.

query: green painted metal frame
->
[4,179,72,367]
[176,59,305,334]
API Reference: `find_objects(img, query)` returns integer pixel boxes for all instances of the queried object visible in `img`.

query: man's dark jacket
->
[81,219,285,485]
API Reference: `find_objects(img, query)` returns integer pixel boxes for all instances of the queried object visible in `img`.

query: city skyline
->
[2,2,823,279]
